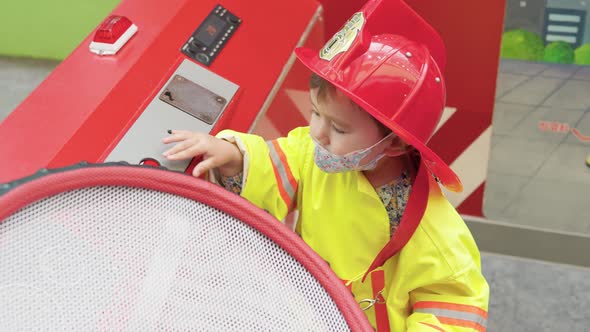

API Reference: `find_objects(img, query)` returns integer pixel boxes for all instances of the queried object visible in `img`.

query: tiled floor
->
[484,59,590,235]
[2,56,590,331]
[0,57,58,122]
[483,253,590,332]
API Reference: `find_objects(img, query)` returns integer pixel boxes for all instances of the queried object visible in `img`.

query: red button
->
[139,158,161,167]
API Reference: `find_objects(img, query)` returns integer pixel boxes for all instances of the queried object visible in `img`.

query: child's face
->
[309,88,386,156]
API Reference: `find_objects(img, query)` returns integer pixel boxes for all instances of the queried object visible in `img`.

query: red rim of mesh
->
[0,164,372,331]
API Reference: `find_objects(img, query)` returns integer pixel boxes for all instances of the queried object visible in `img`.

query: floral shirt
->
[219,170,412,238]
[218,171,244,195]
[375,170,412,237]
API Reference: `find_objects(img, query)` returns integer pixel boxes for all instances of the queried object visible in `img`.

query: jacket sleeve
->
[214,127,309,221]
[406,263,489,332]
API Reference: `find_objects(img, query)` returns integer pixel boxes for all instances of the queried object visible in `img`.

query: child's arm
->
[163,127,308,221]
[211,128,308,221]
[405,264,489,332]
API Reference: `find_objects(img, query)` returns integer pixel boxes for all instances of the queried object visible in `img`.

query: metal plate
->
[159,75,226,124]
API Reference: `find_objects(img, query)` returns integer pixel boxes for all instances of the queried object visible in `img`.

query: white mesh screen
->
[0,186,351,331]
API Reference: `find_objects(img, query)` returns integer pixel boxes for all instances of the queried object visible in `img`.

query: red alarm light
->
[89,15,138,55]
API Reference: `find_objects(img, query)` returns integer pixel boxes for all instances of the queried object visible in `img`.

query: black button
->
[196,53,209,63]
[227,16,240,24]
[191,39,203,48]
[186,44,198,54]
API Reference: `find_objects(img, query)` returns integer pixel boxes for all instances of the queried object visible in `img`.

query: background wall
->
[0,0,120,60]
[504,0,547,35]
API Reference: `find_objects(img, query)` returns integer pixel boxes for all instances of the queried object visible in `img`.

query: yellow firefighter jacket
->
[216,126,489,331]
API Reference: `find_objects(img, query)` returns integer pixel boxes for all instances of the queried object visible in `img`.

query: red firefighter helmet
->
[295,0,462,192]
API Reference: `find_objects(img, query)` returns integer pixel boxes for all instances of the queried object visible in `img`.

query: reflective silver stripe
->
[267,141,296,200]
[414,308,487,328]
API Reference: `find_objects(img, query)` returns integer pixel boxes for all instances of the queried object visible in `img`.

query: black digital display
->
[196,15,227,47]
[182,5,241,66]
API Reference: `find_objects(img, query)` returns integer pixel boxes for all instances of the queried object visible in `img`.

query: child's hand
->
[162,130,243,178]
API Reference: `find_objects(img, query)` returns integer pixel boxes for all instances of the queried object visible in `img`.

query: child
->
[163,0,489,330]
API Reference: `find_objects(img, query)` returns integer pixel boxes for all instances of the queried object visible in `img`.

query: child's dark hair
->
[309,73,335,102]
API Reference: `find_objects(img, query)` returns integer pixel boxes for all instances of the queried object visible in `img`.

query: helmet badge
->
[319,12,365,61]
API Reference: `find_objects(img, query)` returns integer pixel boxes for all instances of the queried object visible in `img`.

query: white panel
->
[434,107,457,133]
[442,127,492,207]
[548,13,581,23]
[547,25,579,33]
[546,34,577,43]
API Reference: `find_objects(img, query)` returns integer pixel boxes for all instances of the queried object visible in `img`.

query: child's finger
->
[165,143,208,160]
[162,135,186,144]
[192,157,219,178]
[163,140,195,157]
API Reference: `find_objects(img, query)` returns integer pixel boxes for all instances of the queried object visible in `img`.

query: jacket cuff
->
[212,130,250,189]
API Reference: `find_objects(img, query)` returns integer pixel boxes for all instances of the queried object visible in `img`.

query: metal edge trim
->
[463,215,590,268]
